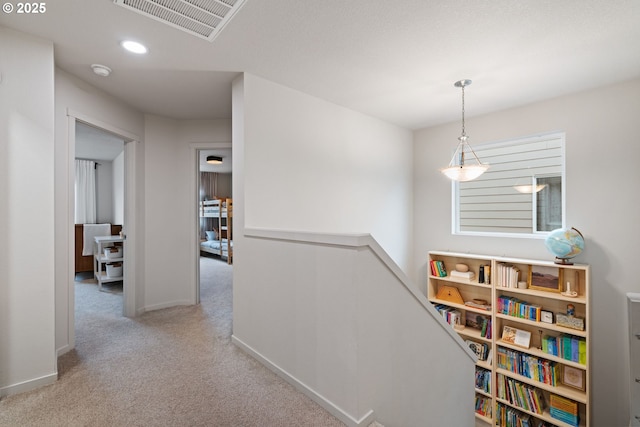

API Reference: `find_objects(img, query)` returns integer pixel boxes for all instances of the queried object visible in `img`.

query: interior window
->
[453,132,565,237]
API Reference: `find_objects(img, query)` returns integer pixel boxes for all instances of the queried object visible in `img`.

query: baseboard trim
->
[56,344,72,357]
[231,334,375,427]
[0,372,57,398]
[142,300,193,313]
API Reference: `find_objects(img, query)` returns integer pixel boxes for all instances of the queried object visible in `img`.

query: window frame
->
[451,132,566,239]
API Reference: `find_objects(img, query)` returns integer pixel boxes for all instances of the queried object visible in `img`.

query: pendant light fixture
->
[206,155,223,165]
[440,79,489,182]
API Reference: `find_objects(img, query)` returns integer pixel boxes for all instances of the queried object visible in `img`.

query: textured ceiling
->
[1,0,639,129]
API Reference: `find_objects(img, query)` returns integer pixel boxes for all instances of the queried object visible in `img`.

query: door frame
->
[67,110,140,349]
[189,142,232,304]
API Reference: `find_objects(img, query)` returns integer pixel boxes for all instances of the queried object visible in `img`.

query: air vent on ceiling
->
[114,0,246,42]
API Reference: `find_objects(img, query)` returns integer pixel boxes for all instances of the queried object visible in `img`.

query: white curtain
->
[75,159,96,224]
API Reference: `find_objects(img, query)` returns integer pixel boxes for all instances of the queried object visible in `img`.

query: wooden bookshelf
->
[428,251,590,427]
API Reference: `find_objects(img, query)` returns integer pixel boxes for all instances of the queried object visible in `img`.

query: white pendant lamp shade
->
[441,164,490,182]
[440,80,489,181]
[513,184,546,193]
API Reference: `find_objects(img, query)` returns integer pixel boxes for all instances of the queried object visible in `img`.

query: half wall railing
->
[232,228,476,426]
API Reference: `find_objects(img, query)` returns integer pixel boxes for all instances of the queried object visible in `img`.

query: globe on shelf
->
[544,227,585,265]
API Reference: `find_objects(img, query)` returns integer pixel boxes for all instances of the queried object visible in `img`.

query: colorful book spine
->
[430,260,448,277]
[541,334,586,364]
[497,374,546,415]
[497,296,542,322]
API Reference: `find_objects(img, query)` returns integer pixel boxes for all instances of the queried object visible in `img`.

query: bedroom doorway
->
[67,112,141,354]
[191,143,232,304]
[74,122,125,306]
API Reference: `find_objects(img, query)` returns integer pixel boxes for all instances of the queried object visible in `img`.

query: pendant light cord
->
[460,83,466,138]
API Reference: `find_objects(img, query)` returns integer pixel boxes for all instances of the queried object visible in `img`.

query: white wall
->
[54,69,145,353]
[233,74,441,425]
[413,78,640,426]
[113,150,124,225]
[241,74,414,271]
[0,28,57,395]
[235,231,475,426]
[142,116,231,310]
[96,160,113,223]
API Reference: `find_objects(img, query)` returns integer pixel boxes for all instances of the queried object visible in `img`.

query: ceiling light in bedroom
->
[207,156,223,165]
[121,40,148,54]
[440,79,489,182]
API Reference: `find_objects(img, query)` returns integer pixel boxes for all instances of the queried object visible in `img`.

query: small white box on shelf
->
[104,246,122,259]
[106,263,123,277]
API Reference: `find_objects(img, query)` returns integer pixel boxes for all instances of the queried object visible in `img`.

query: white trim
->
[65,109,141,321]
[67,109,141,142]
[189,141,232,306]
[0,372,57,397]
[66,116,76,351]
[143,300,193,312]
[232,335,376,427]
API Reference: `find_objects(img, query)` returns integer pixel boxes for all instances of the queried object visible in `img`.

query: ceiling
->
[1,1,639,130]
[76,122,125,161]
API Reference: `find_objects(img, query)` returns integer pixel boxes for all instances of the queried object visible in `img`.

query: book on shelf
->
[433,304,462,328]
[465,313,492,339]
[464,299,492,311]
[430,260,447,277]
[497,346,560,386]
[495,263,522,288]
[502,325,531,349]
[475,394,492,418]
[497,295,542,322]
[549,409,579,426]
[475,366,491,393]
[541,334,586,364]
[466,339,490,361]
[450,270,475,280]
[550,393,578,414]
[497,374,547,415]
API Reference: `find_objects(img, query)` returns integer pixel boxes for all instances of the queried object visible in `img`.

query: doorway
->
[66,112,140,351]
[74,122,125,302]
[190,143,232,303]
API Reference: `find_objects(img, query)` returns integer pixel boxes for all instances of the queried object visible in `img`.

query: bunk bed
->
[199,198,233,264]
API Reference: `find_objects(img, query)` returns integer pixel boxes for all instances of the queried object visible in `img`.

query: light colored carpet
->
[0,257,344,427]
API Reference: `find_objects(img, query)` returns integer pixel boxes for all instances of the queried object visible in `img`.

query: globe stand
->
[554,257,574,265]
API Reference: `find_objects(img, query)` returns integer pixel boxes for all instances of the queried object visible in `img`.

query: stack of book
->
[541,334,587,364]
[549,394,579,426]
[464,299,492,311]
[450,270,475,280]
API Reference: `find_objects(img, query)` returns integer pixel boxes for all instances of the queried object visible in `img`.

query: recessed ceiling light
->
[91,64,112,77]
[121,40,148,54]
